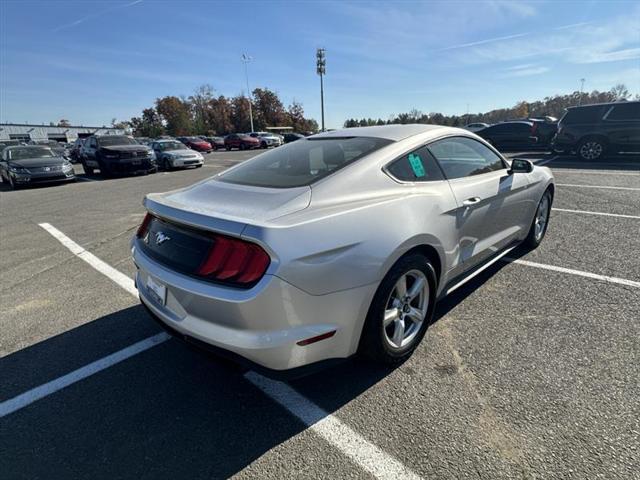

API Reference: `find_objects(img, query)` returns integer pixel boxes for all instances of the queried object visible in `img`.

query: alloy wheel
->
[534,193,550,241]
[383,270,429,349]
[579,141,603,160]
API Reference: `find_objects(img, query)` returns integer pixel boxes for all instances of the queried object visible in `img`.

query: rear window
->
[218,137,392,188]
[606,103,640,121]
[562,105,608,124]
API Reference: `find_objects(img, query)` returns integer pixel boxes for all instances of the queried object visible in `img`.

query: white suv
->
[248,132,282,148]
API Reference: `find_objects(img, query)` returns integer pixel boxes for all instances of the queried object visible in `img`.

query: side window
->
[386,145,444,182]
[428,137,505,180]
[606,103,640,121]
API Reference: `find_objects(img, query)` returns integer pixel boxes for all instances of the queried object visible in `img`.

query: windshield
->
[219,136,392,188]
[156,141,185,151]
[8,147,55,160]
[97,136,138,147]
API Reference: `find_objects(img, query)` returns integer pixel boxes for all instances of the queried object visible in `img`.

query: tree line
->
[343,84,637,128]
[114,84,319,137]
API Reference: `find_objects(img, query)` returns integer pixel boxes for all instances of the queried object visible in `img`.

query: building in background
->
[0,123,126,143]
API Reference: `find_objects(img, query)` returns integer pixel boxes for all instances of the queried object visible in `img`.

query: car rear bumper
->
[132,240,377,371]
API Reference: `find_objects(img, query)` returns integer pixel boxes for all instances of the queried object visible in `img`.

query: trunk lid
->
[144,177,311,234]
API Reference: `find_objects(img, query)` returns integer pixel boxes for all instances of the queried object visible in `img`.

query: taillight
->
[137,212,153,238]
[196,235,270,286]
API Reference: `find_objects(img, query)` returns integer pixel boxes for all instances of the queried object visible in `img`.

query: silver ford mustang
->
[132,125,554,376]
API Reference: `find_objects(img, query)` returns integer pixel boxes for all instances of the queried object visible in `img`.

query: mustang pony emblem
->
[155,231,171,246]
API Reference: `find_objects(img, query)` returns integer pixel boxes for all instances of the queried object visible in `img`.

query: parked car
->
[526,118,558,147]
[200,136,225,150]
[0,145,75,189]
[463,123,489,132]
[476,121,538,151]
[176,137,212,153]
[132,124,554,376]
[81,135,156,177]
[69,138,86,162]
[224,133,260,150]
[551,101,640,161]
[151,139,204,170]
[283,132,305,143]
[247,132,282,148]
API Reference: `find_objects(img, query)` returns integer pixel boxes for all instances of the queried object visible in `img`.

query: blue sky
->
[1,0,639,128]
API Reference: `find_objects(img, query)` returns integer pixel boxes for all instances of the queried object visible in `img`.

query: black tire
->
[162,157,171,171]
[8,174,18,190]
[577,137,606,161]
[81,160,94,176]
[523,188,553,249]
[261,141,267,149]
[359,253,437,365]
[195,164,203,168]
[97,159,111,178]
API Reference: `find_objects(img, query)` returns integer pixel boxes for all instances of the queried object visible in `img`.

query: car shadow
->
[1,248,530,478]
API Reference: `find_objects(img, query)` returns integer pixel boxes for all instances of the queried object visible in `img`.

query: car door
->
[428,136,532,271]
[84,137,98,167]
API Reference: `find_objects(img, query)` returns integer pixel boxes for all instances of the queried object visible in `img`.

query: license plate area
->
[146,275,166,305]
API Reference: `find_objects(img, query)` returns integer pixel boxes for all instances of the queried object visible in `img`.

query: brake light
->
[137,212,153,238]
[196,235,270,285]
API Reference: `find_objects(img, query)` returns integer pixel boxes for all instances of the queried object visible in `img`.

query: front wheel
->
[359,253,437,365]
[82,160,94,176]
[523,189,552,249]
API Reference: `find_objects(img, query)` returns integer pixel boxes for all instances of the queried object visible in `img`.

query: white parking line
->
[556,183,640,191]
[0,333,169,418]
[245,372,422,480]
[39,223,137,296]
[552,208,640,220]
[504,258,640,288]
[534,155,558,166]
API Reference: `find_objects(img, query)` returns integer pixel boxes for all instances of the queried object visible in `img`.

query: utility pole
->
[316,48,326,131]
[578,78,585,106]
[241,53,254,132]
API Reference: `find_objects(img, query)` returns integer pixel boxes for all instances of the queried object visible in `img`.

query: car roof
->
[312,124,449,142]
[568,100,639,110]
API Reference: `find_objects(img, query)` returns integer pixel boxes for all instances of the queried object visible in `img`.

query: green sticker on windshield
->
[408,153,426,178]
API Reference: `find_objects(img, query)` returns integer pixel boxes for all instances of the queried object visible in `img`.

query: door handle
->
[462,197,481,206]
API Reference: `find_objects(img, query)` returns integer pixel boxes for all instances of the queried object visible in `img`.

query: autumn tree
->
[252,88,287,129]
[130,108,164,137]
[155,96,192,135]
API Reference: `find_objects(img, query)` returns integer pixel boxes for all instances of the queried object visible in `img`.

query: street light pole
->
[241,53,254,132]
[578,78,585,106]
[316,48,326,132]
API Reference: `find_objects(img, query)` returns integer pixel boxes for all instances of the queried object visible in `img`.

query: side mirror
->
[509,158,533,174]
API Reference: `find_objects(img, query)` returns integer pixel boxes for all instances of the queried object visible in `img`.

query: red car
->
[177,137,212,153]
[224,134,260,150]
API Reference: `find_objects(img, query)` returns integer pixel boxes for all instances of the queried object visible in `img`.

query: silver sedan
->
[132,125,554,376]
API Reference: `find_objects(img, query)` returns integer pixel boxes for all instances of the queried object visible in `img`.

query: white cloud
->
[503,65,550,77]
[53,0,143,32]
[577,47,640,64]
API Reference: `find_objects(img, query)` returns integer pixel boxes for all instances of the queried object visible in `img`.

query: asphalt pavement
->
[1,149,639,479]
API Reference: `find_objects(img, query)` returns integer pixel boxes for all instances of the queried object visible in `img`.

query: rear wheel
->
[577,137,606,161]
[359,253,437,365]
[523,189,552,249]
